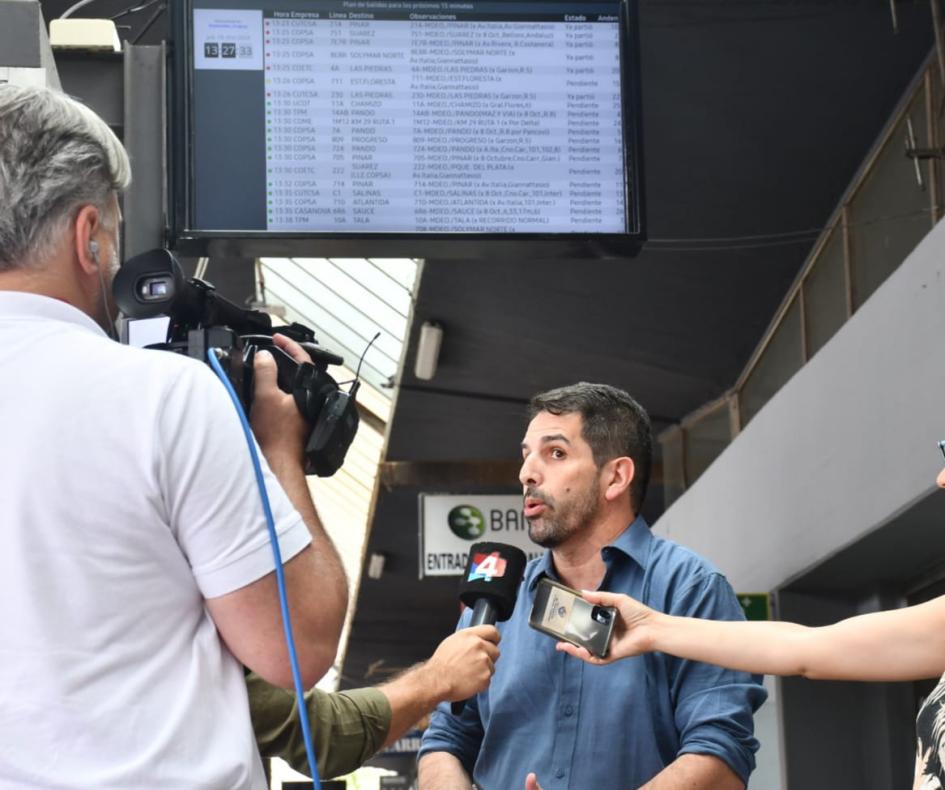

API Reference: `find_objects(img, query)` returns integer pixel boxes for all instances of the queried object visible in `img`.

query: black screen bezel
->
[168,0,646,259]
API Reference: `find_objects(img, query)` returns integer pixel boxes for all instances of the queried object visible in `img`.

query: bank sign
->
[419,494,544,578]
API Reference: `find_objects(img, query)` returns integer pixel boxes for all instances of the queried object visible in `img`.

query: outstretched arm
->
[250,677,389,779]
[250,626,500,778]
[381,625,500,748]
[557,590,945,681]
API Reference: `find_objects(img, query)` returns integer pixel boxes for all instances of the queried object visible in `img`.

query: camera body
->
[113,249,359,477]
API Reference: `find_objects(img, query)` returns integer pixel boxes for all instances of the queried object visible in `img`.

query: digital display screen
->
[171,0,644,255]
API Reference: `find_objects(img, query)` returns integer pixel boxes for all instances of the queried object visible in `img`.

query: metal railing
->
[660,51,943,507]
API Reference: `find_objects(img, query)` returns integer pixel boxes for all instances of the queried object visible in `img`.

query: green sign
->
[447,505,486,540]
[737,593,770,621]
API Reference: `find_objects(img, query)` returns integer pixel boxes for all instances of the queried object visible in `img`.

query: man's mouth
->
[523,497,547,519]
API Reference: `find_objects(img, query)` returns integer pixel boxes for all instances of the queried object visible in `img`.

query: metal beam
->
[123,43,166,257]
[0,1,41,68]
[379,459,663,490]
[379,460,521,490]
[0,0,59,89]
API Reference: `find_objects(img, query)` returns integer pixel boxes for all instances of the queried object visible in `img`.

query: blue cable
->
[207,348,322,789]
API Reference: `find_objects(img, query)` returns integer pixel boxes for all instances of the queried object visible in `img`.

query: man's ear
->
[603,457,635,503]
[73,204,103,275]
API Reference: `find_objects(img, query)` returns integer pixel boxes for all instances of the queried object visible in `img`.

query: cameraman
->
[0,84,347,788]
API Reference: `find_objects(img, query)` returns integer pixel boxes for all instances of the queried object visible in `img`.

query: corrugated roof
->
[259,257,418,395]
[258,257,420,692]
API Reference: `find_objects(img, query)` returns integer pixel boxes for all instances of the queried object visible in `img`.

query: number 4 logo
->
[470,552,507,581]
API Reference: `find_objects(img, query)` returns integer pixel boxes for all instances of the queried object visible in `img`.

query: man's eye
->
[551,448,565,459]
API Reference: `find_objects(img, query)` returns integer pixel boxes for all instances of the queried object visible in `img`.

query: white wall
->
[653,218,945,789]
[654,218,945,593]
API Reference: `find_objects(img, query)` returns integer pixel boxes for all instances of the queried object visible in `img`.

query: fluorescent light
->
[414,321,443,380]
[367,552,386,580]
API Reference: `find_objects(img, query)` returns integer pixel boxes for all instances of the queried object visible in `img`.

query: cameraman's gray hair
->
[0,84,131,271]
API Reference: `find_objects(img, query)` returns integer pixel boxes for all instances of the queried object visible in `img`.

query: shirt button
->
[564,704,574,716]
[556,770,565,778]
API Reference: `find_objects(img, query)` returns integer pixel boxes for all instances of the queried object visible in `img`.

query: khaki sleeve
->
[247,672,392,779]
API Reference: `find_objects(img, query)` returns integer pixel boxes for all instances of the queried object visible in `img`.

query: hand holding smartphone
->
[528,577,616,658]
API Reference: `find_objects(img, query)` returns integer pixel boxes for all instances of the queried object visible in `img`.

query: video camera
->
[113,249,359,477]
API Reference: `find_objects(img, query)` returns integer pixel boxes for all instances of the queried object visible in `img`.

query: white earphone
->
[87,238,118,338]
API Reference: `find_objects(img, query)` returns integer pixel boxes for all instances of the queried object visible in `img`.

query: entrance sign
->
[419,494,543,578]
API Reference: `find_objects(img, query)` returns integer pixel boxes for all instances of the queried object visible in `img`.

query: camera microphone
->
[451,541,527,715]
[305,384,359,477]
[112,249,361,477]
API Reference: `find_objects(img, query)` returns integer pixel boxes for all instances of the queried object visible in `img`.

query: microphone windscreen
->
[457,542,528,620]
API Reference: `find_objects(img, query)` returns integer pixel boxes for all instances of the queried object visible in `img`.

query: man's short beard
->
[527,479,601,548]
[529,520,570,549]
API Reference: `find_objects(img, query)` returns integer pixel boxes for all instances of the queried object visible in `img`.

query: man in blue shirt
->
[418,382,767,789]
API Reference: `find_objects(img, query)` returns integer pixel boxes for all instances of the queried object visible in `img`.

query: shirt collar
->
[0,290,106,337]
[606,514,652,570]
[529,549,558,590]
[527,514,652,590]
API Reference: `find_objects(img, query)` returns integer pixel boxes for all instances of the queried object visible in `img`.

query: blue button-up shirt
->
[419,517,767,789]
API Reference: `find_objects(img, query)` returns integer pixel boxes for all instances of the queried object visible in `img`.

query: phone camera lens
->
[592,606,611,624]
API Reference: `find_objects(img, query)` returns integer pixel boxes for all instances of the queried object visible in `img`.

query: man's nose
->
[519,455,540,487]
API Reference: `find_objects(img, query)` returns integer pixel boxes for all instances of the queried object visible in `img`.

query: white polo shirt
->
[0,292,312,788]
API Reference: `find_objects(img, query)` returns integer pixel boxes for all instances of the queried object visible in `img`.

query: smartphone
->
[528,577,616,658]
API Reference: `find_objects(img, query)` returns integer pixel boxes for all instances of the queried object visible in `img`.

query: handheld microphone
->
[451,541,527,715]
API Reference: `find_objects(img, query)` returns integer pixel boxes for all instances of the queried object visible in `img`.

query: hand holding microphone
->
[424,625,501,703]
[451,541,527,715]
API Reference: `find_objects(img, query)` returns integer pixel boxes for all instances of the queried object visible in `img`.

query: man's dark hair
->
[528,382,652,513]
